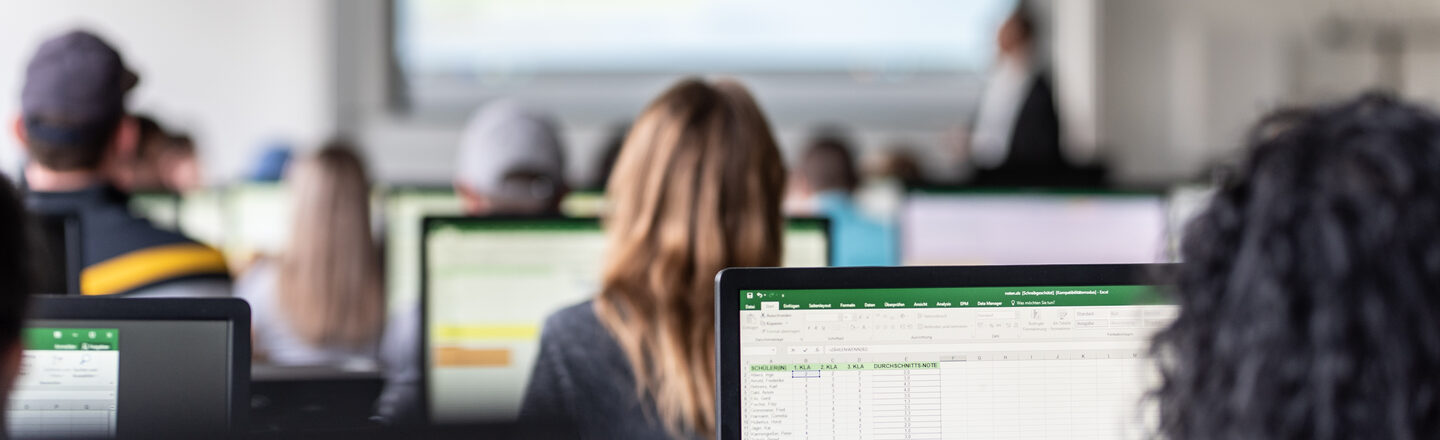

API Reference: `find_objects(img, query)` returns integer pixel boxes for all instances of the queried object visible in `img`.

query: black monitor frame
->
[27,296,252,436]
[713,263,1175,440]
[34,213,83,295]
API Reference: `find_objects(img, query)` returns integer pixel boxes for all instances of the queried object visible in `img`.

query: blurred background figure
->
[788,131,899,266]
[16,30,229,297]
[520,78,787,438]
[965,2,1070,185]
[868,145,930,191]
[114,115,203,194]
[453,100,568,217]
[159,133,203,192]
[374,100,569,424]
[238,143,384,368]
[247,142,294,183]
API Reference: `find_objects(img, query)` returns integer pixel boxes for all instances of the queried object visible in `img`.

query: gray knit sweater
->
[519,301,702,440]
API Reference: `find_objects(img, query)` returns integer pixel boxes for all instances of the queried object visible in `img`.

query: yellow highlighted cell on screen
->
[434,324,540,342]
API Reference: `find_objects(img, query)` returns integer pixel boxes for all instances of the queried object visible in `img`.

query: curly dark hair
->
[1153,93,1440,439]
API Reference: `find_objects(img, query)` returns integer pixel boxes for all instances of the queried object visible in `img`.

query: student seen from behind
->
[13,30,229,297]
[1154,94,1440,439]
[453,100,568,216]
[114,115,202,194]
[0,178,35,432]
[788,134,898,266]
[372,100,570,424]
[237,144,385,367]
[519,78,787,439]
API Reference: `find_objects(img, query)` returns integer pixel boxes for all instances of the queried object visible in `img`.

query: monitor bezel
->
[713,263,1175,440]
[26,296,252,436]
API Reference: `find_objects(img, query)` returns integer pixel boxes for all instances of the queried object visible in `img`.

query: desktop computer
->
[423,217,831,424]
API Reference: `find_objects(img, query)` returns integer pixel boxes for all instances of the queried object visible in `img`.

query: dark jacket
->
[27,185,230,296]
[519,301,701,440]
[973,72,1077,186]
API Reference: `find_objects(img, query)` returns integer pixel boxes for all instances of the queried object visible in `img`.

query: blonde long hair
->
[278,144,385,348]
[596,78,786,437]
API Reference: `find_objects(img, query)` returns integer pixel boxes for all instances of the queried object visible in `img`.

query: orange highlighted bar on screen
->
[434,347,512,367]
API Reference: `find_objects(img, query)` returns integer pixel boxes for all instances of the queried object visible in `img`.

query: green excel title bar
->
[24,328,119,351]
[738,285,1162,310]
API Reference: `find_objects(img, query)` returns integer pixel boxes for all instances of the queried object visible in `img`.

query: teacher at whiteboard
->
[965,4,1069,185]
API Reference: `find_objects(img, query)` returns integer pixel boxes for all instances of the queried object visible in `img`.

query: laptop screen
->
[8,299,246,439]
[736,284,1173,439]
[425,217,830,424]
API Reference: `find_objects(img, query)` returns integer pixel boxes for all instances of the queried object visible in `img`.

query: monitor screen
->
[1165,185,1214,260]
[127,193,181,232]
[225,184,292,262]
[425,217,830,423]
[176,188,228,252]
[736,284,1173,439]
[901,192,1169,266]
[385,188,466,312]
[8,320,235,439]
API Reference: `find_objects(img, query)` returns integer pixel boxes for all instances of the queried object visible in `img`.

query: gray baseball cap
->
[21,30,138,144]
[454,100,566,197]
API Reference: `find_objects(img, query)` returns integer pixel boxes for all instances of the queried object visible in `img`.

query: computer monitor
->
[33,214,82,295]
[383,187,465,312]
[1165,185,1214,260]
[422,217,831,424]
[558,190,606,218]
[177,188,228,251]
[9,297,250,439]
[126,192,182,231]
[901,190,1168,266]
[716,264,1175,440]
[224,183,292,262]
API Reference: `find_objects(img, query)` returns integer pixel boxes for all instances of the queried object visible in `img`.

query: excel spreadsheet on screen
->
[736,286,1173,440]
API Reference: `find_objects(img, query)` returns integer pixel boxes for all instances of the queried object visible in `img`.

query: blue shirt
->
[814,191,898,267]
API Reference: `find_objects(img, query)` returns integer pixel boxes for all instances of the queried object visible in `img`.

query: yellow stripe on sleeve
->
[81,243,230,296]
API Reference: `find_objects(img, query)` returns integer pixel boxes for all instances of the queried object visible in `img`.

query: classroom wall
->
[7,1,1440,187]
[0,0,335,183]
[1098,0,1440,184]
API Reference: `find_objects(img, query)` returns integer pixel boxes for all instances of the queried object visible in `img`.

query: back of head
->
[454,100,567,215]
[279,143,383,348]
[797,135,860,194]
[20,30,137,171]
[1156,93,1440,439]
[133,115,167,159]
[598,78,786,437]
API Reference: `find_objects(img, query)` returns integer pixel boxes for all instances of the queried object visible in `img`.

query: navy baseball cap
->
[20,30,138,144]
